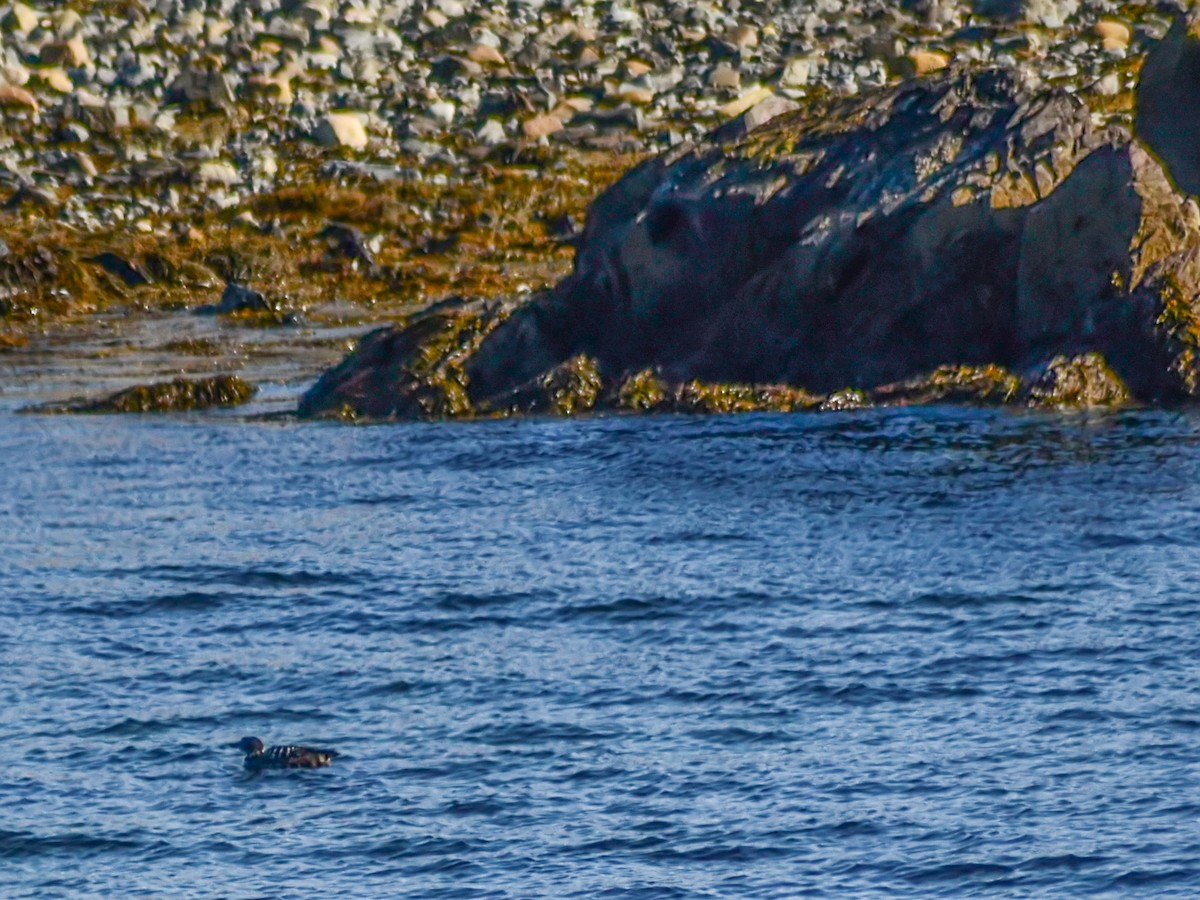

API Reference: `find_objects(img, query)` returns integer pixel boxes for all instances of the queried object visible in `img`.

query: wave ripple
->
[3,409,1200,896]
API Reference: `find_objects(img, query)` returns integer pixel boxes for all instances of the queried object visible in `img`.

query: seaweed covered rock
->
[1025,352,1132,409]
[33,375,256,414]
[307,14,1200,419]
[479,354,605,417]
[674,381,823,414]
[297,296,513,420]
[609,368,823,414]
[465,20,1200,406]
[613,368,675,413]
[872,365,1022,406]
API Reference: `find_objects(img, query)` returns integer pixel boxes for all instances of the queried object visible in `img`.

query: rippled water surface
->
[5,405,1200,897]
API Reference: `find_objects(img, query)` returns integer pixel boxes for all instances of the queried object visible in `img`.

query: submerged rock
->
[872,365,1022,406]
[674,381,823,414]
[303,14,1200,420]
[32,375,256,414]
[607,367,823,415]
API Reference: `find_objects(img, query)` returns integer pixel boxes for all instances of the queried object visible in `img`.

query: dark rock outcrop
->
[301,14,1200,420]
[1136,11,1200,198]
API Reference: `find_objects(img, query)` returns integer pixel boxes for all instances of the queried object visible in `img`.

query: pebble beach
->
[0,0,1182,404]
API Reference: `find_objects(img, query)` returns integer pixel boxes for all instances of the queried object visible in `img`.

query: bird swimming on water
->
[234,736,339,770]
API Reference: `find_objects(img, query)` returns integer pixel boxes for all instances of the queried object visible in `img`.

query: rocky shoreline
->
[0,0,1192,416]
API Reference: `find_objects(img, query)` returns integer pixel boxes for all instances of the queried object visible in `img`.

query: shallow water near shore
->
[5,403,1200,897]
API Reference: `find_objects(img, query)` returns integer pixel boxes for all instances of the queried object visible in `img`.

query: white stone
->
[55,9,82,38]
[741,94,800,131]
[71,88,107,108]
[780,57,813,88]
[474,28,502,48]
[314,112,369,149]
[608,5,638,24]
[308,52,340,70]
[197,161,240,185]
[6,3,38,34]
[428,100,456,126]
[708,62,741,90]
[73,151,97,177]
[257,152,278,179]
[719,86,775,119]
[2,62,29,85]
[476,119,507,145]
[41,68,73,93]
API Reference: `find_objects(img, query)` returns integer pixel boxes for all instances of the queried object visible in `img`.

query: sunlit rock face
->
[305,15,1200,419]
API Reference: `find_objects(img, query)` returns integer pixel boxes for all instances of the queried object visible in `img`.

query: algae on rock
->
[298,297,512,420]
[872,365,1022,406]
[31,375,256,414]
[1024,353,1132,409]
[613,368,674,412]
[674,380,822,414]
[480,354,605,417]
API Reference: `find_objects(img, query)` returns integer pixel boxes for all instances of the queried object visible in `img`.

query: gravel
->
[0,0,1181,230]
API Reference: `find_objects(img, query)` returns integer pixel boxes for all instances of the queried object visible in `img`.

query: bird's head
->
[234,736,264,755]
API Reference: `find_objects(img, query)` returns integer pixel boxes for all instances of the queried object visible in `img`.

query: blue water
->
[5,406,1200,897]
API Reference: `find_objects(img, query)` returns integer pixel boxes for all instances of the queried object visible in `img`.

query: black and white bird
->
[233,736,339,770]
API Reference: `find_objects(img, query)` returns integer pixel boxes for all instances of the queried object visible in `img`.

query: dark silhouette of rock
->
[216,280,269,314]
[1136,8,1200,198]
[318,222,380,275]
[85,252,150,287]
[301,17,1200,420]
